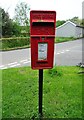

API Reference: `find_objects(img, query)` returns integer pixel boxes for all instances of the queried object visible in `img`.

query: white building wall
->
[56,22,76,37]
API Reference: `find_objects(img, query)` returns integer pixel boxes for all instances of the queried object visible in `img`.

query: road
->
[0,39,83,69]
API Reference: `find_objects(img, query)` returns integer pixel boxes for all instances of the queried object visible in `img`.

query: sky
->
[0,0,83,20]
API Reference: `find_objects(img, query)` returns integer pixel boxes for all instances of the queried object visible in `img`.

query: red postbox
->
[30,10,56,69]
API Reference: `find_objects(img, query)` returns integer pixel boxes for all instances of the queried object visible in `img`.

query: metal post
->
[39,69,43,117]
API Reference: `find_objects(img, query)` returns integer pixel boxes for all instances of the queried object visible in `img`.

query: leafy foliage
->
[48,66,63,76]
[12,22,21,37]
[68,16,82,26]
[0,7,21,37]
[1,7,13,37]
[56,20,66,27]
[81,19,84,26]
[14,2,30,35]
[1,37,30,50]
[56,17,83,27]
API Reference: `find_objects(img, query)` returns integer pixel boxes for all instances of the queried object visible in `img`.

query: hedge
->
[0,37,30,50]
[0,36,80,51]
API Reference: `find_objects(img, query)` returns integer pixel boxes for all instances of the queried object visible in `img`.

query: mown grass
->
[0,37,78,51]
[55,37,76,43]
[0,70,2,120]
[2,66,83,119]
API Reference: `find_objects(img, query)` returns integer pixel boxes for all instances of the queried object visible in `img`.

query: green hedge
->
[0,37,30,50]
[0,36,78,51]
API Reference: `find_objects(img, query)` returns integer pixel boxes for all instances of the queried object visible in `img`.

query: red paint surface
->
[30,10,56,69]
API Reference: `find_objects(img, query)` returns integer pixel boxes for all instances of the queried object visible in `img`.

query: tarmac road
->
[0,38,83,69]
[54,39,82,66]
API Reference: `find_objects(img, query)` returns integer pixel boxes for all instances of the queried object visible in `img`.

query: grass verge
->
[1,66,83,119]
[55,37,77,43]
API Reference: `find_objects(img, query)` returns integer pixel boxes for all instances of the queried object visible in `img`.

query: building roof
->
[56,20,84,29]
[56,21,76,29]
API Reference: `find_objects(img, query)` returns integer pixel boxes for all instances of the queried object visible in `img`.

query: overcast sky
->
[0,0,83,20]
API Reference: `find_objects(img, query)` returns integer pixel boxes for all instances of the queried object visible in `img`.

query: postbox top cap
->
[30,10,56,13]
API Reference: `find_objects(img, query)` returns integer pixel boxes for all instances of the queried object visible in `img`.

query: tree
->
[81,19,84,26]
[14,2,30,36]
[12,21,21,37]
[56,20,66,27]
[1,7,13,37]
[0,7,20,37]
[68,17,82,25]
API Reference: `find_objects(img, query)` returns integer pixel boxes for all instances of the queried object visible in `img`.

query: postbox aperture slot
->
[41,37,45,41]
[32,22,54,26]
[38,42,48,61]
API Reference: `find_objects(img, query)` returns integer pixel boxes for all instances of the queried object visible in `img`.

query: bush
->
[0,37,30,50]
[48,66,63,77]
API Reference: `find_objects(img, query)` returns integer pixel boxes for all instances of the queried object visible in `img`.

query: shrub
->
[48,66,63,77]
[0,37,30,50]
